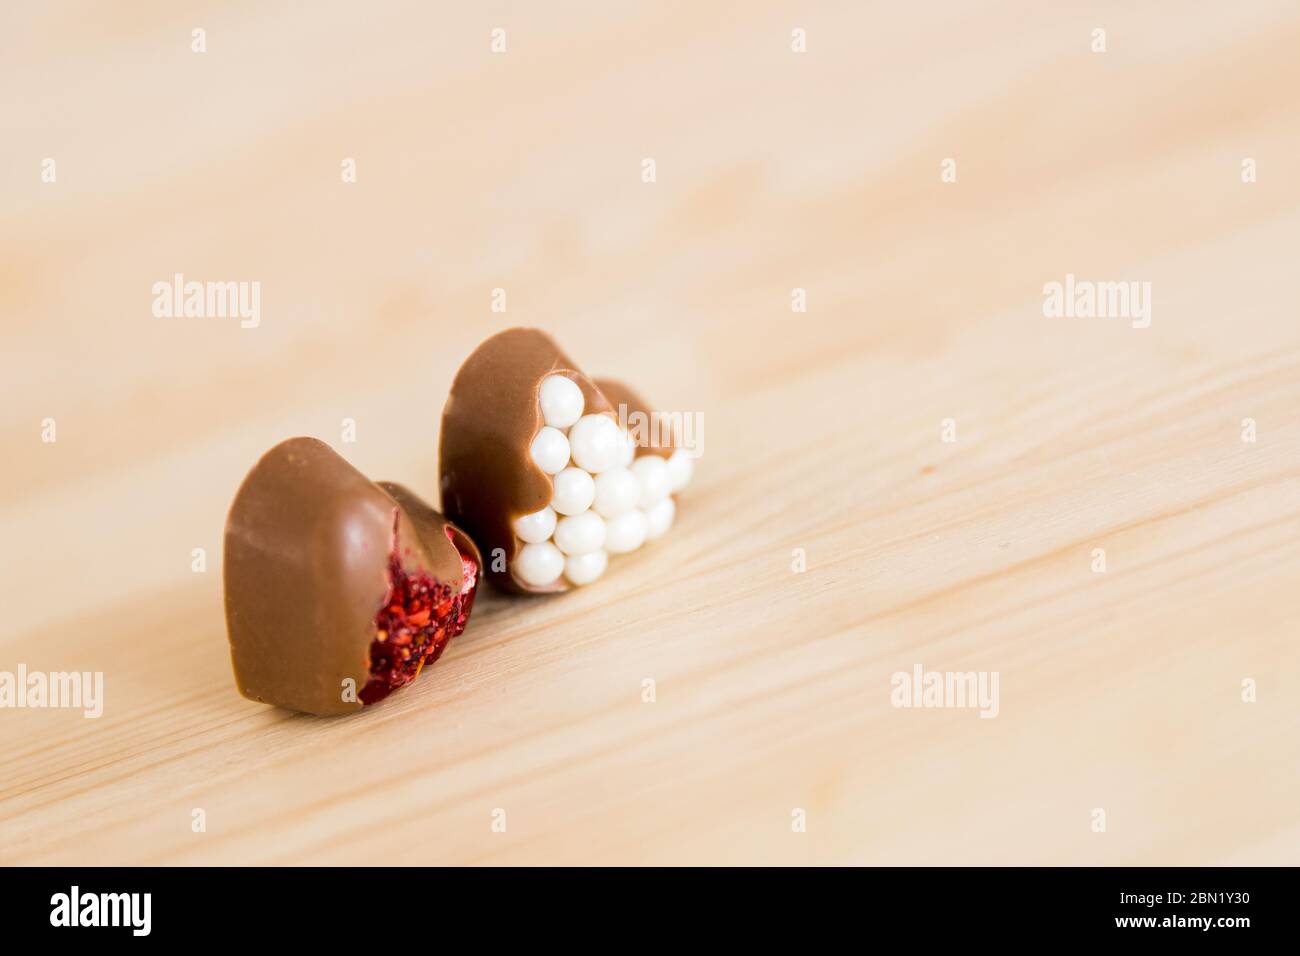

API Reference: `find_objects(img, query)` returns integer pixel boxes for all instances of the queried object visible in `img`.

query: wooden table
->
[3,1,1298,865]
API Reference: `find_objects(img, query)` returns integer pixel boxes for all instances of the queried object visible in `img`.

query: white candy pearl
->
[529,426,570,475]
[564,549,608,586]
[539,374,584,429]
[620,431,637,467]
[514,541,565,587]
[666,448,694,492]
[512,506,557,544]
[631,454,671,508]
[643,497,675,540]
[550,466,595,515]
[568,414,624,474]
[592,467,640,518]
[604,509,647,554]
[553,511,607,555]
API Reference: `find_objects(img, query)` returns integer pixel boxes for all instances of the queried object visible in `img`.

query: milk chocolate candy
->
[439,328,693,593]
[224,437,480,716]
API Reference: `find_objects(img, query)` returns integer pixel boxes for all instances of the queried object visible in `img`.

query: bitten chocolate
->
[224,437,479,716]
[439,328,693,594]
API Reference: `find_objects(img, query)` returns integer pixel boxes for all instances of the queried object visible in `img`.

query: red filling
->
[359,528,478,706]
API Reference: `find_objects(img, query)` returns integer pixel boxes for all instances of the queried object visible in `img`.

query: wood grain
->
[2,1,1299,865]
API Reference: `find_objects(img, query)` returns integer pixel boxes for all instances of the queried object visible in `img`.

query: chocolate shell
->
[224,437,479,716]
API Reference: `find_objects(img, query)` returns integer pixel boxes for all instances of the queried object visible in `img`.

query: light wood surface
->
[3,2,1299,865]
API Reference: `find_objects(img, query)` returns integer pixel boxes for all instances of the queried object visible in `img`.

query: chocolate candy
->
[439,328,692,594]
[224,437,479,715]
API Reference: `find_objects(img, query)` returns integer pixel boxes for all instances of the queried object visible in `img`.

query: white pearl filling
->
[644,497,675,540]
[515,541,565,587]
[592,467,640,519]
[513,506,558,544]
[514,381,689,588]
[666,448,694,492]
[568,414,624,474]
[551,466,595,516]
[554,511,607,556]
[539,374,585,429]
[631,455,670,509]
[529,426,570,475]
[604,509,648,554]
[564,549,608,585]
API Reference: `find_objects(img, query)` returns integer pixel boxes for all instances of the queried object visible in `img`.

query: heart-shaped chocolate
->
[224,437,479,715]
[439,328,693,593]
